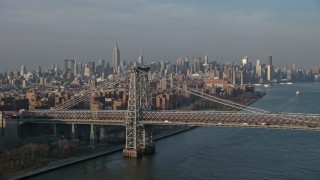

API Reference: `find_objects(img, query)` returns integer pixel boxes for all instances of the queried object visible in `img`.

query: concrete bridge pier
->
[99,126,106,144]
[141,126,155,155]
[71,123,75,141]
[123,126,143,158]
[89,124,95,148]
[123,124,143,158]
[123,148,142,158]
[53,123,57,137]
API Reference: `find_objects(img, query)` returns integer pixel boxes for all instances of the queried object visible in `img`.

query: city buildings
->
[0,45,319,113]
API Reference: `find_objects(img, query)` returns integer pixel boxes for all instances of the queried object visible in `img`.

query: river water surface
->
[27,82,320,180]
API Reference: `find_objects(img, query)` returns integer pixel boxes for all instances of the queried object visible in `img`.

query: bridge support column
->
[123,67,144,158]
[71,123,75,141]
[141,126,155,155]
[99,126,106,144]
[123,125,142,158]
[89,124,95,148]
[123,66,151,158]
[53,124,57,137]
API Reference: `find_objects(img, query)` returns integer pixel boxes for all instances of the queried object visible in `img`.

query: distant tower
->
[64,59,75,74]
[192,57,201,73]
[268,55,272,65]
[113,43,120,74]
[267,55,274,82]
[204,52,209,65]
[203,52,209,72]
[242,56,248,66]
[87,62,96,74]
[138,51,144,66]
[256,59,262,78]
[37,66,42,74]
[99,59,105,68]
[20,65,26,76]
[74,61,79,75]
[37,66,42,77]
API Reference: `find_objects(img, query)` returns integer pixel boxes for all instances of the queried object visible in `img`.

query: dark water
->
[27,82,320,180]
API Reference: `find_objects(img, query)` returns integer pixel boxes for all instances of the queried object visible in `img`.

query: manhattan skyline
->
[1,0,320,71]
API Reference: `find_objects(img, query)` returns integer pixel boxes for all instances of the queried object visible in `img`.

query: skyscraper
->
[203,52,209,72]
[267,64,274,82]
[204,52,209,65]
[98,59,105,68]
[87,62,96,74]
[268,55,272,65]
[267,55,274,82]
[256,59,262,78]
[138,51,144,65]
[74,61,79,75]
[192,57,201,73]
[113,43,120,74]
[242,56,248,66]
[20,65,26,76]
[64,59,75,74]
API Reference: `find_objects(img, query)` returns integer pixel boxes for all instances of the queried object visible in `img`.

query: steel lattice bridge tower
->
[123,66,154,157]
[16,66,320,158]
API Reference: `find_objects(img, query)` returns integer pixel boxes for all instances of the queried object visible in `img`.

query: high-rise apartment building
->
[113,43,120,74]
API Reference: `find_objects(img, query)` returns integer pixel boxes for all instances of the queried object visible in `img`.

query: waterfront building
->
[267,56,274,82]
[312,66,319,75]
[255,59,262,79]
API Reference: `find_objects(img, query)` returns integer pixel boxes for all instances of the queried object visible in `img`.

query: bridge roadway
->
[17,110,320,130]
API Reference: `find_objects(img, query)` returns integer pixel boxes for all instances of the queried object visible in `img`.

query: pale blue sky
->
[0,0,320,71]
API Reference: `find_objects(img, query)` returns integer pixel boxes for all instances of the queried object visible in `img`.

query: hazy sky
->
[1,0,320,72]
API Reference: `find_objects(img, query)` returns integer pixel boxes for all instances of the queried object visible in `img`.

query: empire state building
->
[113,43,120,74]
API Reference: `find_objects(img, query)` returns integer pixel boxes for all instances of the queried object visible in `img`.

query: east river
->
[26,82,320,180]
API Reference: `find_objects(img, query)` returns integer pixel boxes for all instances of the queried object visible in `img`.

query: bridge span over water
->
[19,110,320,130]
[15,67,320,157]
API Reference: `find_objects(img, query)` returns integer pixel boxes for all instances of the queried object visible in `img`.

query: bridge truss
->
[17,66,320,158]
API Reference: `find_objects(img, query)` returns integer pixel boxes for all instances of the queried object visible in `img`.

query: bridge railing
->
[19,110,127,121]
[18,110,320,129]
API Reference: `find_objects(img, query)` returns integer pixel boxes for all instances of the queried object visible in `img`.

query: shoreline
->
[6,126,194,180]
[5,95,263,180]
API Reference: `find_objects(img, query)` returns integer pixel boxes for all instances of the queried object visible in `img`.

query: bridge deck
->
[16,110,320,130]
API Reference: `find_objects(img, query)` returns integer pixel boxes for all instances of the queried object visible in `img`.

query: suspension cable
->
[54,70,130,110]
[137,70,267,113]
